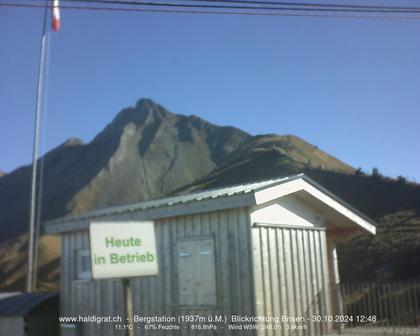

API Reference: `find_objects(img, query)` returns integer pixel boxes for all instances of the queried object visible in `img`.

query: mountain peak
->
[62,137,84,147]
[109,98,173,131]
[135,98,161,110]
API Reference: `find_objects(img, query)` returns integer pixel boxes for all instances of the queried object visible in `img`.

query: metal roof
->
[45,174,298,226]
[44,173,377,231]
[0,292,58,316]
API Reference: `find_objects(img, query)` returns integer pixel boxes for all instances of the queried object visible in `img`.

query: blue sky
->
[0,1,419,181]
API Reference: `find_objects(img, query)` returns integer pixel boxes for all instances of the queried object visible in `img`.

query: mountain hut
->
[44,174,376,336]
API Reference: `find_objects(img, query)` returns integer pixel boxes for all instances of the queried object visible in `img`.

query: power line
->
[174,0,420,11]
[46,0,420,13]
[2,1,420,19]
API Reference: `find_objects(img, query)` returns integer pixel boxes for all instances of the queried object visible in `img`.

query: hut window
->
[75,249,91,280]
[177,237,216,306]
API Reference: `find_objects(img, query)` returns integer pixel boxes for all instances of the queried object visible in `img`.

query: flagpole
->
[27,0,49,292]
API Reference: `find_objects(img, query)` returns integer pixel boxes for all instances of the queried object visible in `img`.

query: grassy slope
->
[0,235,60,291]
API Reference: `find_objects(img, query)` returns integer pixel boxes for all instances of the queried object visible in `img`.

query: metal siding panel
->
[94,280,103,336]
[67,233,74,316]
[81,233,95,335]
[132,278,144,336]
[296,229,306,336]
[141,264,149,317]
[250,224,332,336]
[267,229,280,318]
[161,219,172,315]
[151,222,161,314]
[314,230,325,335]
[309,230,321,336]
[319,230,331,332]
[88,281,96,336]
[210,211,222,313]
[70,233,77,317]
[184,217,198,304]
[302,230,314,336]
[184,216,199,304]
[228,209,240,314]
[61,234,69,316]
[315,230,327,335]
[190,213,199,237]
[200,212,210,235]
[131,278,138,333]
[219,210,232,316]
[168,218,177,323]
[251,227,264,324]
[76,233,84,320]
[175,215,185,316]
[155,221,163,314]
[144,277,153,328]
[239,209,253,316]
[111,280,122,336]
[276,229,287,336]
[116,280,125,334]
[148,275,157,315]
[264,228,276,336]
[260,228,271,336]
[81,232,94,336]
[184,214,191,239]
[291,229,302,328]
[0,317,24,336]
[283,228,295,331]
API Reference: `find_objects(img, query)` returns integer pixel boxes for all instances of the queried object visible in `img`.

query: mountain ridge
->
[0,98,419,291]
[0,98,250,241]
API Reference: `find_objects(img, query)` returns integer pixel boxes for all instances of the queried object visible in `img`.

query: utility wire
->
[43,0,420,13]
[163,0,420,11]
[2,1,420,19]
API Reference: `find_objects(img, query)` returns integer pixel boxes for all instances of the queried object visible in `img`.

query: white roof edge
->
[254,177,376,235]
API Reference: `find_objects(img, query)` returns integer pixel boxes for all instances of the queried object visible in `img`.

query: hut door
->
[177,237,216,306]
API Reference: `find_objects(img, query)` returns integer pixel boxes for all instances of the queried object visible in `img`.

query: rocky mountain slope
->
[0,98,419,290]
[0,98,249,243]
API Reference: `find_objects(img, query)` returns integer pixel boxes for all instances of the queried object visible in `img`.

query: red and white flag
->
[51,0,60,32]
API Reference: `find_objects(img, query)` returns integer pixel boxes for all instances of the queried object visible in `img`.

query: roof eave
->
[253,175,377,235]
[44,192,256,234]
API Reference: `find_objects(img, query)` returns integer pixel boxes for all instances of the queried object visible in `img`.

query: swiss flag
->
[51,0,60,32]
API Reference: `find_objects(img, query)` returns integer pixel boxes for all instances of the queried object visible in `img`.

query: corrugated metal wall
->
[251,225,330,336]
[61,230,126,336]
[60,207,255,336]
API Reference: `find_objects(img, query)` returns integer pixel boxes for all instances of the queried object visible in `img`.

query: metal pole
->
[33,28,51,292]
[27,0,49,292]
[123,278,135,336]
